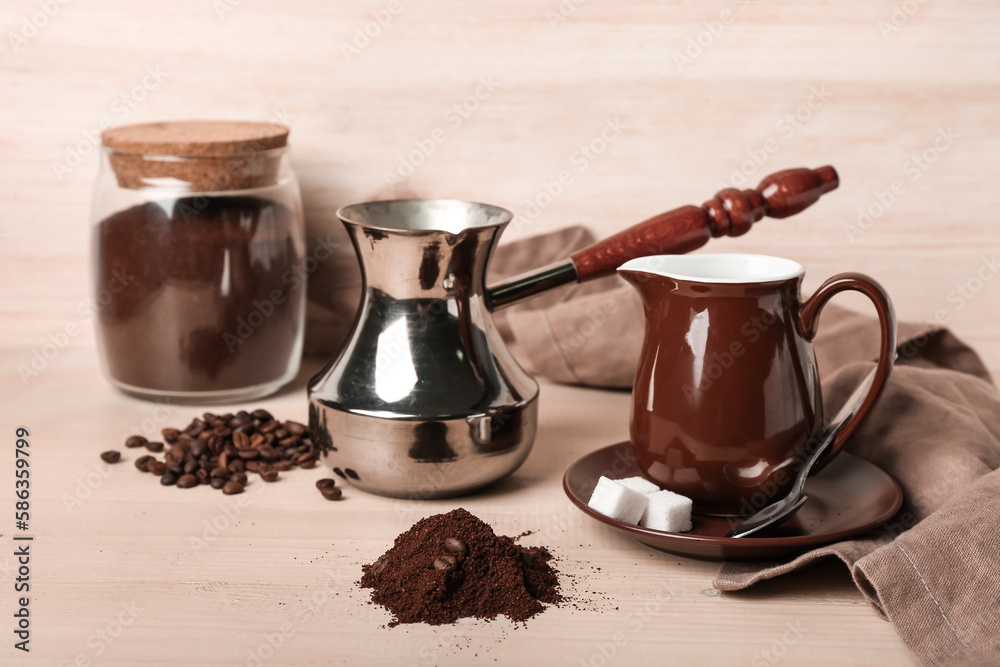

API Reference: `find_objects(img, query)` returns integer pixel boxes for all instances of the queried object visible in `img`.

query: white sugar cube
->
[640,489,693,533]
[587,476,648,525]
[617,476,661,495]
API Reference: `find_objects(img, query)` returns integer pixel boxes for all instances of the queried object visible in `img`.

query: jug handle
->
[487,166,838,309]
[797,273,897,473]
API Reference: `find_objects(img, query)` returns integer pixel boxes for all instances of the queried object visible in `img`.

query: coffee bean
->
[245,460,265,472]
[238,448,259,460]
[259,447,280,462]
[187,421,205,437]
[145,441,165,453]
[285,420,308,436]
[100,450,121,464]
[433,556,457,572]
[320,486,342,500]
[189,440,207,459]
[166,464,183,477]
[274,428,289,440]
[271,460,293,472]
[162,428,180,443]
[235,423,255,436]
[260,470,279,482]
[210,477,227,489]
[249,433,265,448]
[183,460,198,475]
[210,466,229,479]
[160,472,178,486]
[259,420,280,435]
[372,556,388,574]
[135,455,154,472]
[233,431,250,449]
[279,436,299,448]
[227,459,245,474]
[316,478,337,489]
[222,480,243,495]
[444,538,467,556]
[176,474,198,488]
[125,435,147,448]
[148,461,167,476]
[298,458,317,469]
[196,468,209,483]
[230,472,248,485]
[252,409,274,421]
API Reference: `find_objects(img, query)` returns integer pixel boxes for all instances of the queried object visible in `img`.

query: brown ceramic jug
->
[619,254,896,516]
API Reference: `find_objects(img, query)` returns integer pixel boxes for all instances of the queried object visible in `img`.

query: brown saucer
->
[563,441,903,561]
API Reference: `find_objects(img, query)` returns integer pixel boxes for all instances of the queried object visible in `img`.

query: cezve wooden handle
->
[570,166,839,282]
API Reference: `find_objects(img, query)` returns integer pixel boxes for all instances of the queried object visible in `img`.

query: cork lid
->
[101,121,290,192]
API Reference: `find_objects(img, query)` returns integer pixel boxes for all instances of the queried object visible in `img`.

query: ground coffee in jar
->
[93,121,305,401]
[360,508,563,626]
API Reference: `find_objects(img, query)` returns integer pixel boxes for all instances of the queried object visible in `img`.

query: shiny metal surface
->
[308,199,541,498]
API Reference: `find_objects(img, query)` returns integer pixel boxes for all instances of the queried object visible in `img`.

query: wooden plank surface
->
[2,0,998,664]
[0,351,916,666]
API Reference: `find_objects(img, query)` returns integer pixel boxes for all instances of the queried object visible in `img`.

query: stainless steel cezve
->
[308,200,542,499]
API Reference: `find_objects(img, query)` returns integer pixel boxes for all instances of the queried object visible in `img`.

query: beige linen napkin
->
[490,228,1000,667]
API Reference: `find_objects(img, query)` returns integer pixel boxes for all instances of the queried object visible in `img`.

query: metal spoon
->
[726,366,880,538]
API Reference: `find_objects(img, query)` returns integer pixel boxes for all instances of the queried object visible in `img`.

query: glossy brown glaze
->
[800,272,897,472]
[619,256,895,516]
[570,166,838,281]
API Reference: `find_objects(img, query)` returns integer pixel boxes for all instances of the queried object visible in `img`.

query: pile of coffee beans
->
[360,508,562,626]
[107,409,341,498]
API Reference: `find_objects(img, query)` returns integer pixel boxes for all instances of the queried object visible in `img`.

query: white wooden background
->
[1,0,998,374]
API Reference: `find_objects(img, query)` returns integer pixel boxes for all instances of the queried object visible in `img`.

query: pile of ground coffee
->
[360,508,562,626]
[94,195,302,393]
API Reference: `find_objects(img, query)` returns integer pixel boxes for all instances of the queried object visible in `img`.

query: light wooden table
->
[2,1,997,663]
[0,349,916,666]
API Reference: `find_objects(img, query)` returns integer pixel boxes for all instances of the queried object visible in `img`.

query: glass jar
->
[92,121,306,402]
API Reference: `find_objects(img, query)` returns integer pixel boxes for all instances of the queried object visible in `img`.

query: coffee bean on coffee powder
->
[360,508,562,626]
